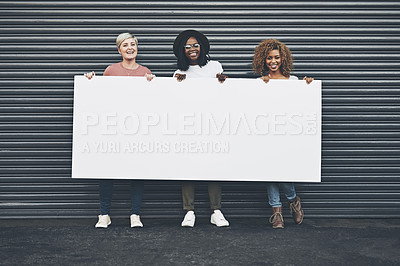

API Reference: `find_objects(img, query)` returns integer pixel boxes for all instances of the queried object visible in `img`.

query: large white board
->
[72,76,321,182]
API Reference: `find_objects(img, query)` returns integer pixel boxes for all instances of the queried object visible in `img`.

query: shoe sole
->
[294,211,304,225]
[181,223,194,227]
[210,219,229,227]
[296,218,304,225]
[272,222,284,229]
[95,222,111,228]
[212,223,229,227]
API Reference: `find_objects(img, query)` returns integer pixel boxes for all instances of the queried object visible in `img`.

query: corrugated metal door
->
[1,1,399,218]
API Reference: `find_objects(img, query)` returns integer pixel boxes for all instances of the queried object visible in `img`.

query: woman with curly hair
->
[252,39,313,229]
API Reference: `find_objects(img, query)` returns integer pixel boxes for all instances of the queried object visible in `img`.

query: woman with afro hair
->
[172,30,229,228]
[252,39,313,229]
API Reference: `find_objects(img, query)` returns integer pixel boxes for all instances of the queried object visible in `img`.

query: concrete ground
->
[1,218,399,266]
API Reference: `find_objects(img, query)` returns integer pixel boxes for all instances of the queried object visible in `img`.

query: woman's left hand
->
[175,73,186,82]
[216,73,228,84]
[303,76,314,84]
[145,73,155,81]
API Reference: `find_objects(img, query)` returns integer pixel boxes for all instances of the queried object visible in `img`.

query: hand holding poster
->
[72,76,321,182]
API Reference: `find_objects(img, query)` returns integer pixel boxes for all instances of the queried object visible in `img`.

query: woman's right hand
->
[261,74,270,84]
[84,71,95,80]
[175,73,186,82]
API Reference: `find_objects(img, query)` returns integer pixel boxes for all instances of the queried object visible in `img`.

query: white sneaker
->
[181,211,195,227]
[130,214,143,228]
[210,210,229,227]
[95,214,111,228]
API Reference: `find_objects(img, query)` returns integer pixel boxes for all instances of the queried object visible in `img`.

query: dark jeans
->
[99,179,144,215]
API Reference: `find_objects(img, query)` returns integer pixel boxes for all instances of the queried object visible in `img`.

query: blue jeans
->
[266,182,296,207]
[99,179,144,215]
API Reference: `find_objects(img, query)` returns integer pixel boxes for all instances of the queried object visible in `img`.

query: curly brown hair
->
[252,39,293,77]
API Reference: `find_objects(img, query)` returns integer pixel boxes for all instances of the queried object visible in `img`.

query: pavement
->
[1,218,399,266]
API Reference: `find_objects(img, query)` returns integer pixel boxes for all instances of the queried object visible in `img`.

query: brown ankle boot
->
[269,206,284,229]
[289,196,304,224]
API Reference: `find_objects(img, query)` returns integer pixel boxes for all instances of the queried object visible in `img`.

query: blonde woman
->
[84,32,154,228]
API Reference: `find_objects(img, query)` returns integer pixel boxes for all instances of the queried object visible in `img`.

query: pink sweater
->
[103,62,151,76]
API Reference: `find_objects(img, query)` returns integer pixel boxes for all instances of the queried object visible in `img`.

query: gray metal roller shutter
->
[0,1,399,219]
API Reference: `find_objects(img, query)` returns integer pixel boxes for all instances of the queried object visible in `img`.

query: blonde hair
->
[116,32,138,49]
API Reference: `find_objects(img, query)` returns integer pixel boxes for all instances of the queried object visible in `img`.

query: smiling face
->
[118,37,137,60]
[185,36,201,65]
[266,49,282,74]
